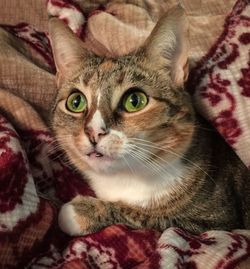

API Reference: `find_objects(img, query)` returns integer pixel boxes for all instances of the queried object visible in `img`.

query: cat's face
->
[49,6,194,175]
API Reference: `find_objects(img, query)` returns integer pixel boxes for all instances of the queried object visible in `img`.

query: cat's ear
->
[142,5,189,86]
[48,18,87,84]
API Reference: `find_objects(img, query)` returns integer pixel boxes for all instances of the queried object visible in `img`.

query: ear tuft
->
[143,5,189,87]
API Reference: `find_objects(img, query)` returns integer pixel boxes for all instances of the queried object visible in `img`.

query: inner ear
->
[48,18,89,84]
[142,5,189,87]
[171,42,189,86]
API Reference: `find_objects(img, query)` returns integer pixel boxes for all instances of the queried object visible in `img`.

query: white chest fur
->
[85,160,186,207]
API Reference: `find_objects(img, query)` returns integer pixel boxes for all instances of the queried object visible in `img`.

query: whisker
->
[128,151,166,179]
[127,145,175,180]
[130,143,182,176]
[128,138,214,183]
[122,155,136,178]
[126,148,186,192]
[129,150,165,176]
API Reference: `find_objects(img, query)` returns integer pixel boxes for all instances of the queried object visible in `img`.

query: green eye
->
[66,92,87,113]
[123,91,148,113]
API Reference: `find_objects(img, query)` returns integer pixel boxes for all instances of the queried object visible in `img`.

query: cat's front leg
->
[58,196,110,236]
[58,195,169,236]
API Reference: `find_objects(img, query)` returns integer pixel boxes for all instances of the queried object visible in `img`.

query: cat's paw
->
[58,196,106,236]
[58,202,86,236]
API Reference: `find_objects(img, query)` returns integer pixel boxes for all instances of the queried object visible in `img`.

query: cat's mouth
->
[87,150,104,158]
[85,149,115,171]
[86,150,114,162]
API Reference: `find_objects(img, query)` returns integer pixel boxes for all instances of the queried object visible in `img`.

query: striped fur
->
[50,6,250,236]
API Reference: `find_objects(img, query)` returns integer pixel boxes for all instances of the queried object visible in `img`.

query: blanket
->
[0,0,250,268]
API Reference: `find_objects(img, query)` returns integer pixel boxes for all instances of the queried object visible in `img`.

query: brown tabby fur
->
[49,6,250,235]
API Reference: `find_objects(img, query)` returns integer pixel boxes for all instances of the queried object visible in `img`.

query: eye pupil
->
[130,93,139,107]
[72,95,81,109]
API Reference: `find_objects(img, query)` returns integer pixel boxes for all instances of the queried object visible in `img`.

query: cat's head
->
[49,5,195,175]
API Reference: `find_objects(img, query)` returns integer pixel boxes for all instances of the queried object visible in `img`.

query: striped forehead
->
[78,57,136,114]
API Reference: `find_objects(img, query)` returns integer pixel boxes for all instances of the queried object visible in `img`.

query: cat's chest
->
[85,162,185,207]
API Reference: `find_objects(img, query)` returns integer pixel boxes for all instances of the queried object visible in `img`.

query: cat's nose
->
[85,110,109,145]
[85,126,108,145]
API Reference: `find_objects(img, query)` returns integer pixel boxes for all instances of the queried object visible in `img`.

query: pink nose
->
[85,126,108,145]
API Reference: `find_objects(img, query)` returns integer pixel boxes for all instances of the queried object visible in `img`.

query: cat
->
[48,5,250,236]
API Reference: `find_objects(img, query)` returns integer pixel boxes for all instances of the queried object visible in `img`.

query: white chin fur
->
[58,203,83,236]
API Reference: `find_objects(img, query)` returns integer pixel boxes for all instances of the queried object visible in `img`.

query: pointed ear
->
[142,5,189,87]
[48,18,88,84]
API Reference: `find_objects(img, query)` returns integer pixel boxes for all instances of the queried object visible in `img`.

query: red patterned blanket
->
[0,0,250,268]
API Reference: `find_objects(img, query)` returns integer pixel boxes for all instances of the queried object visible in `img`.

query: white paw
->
[58,203,83,236]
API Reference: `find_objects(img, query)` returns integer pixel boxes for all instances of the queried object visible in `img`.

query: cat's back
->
[200,120,250,229]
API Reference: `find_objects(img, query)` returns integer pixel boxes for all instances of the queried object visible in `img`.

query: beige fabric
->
[0,0,49,31]
[0,29,56,116]
[83,0,236,62]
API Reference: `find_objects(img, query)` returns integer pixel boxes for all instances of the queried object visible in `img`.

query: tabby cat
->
[49,6,250,236]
